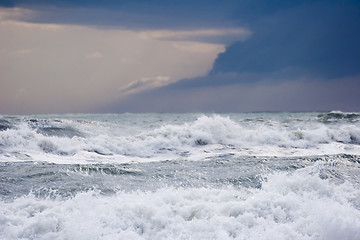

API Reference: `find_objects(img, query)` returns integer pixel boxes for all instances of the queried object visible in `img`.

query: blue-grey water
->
[1,112,360,239]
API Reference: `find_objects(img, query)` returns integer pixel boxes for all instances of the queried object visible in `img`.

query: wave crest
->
[1,114,360,163]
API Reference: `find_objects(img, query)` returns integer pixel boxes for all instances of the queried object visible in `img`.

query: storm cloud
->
[105,0,360,113]
[1,0,359,113]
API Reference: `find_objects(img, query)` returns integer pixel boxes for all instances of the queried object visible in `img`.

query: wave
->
[1,163,359,240]
[1,114,360,163]
[0,118,14,131]
[318,111,360,123]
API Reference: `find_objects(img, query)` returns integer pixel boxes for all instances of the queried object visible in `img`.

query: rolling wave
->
[1,113,360,163]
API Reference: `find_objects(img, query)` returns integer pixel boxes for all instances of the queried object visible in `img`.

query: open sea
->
[1,112,360,240]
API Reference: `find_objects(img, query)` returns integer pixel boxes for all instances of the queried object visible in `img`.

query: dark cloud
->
[142,0,360,91]
[5,0,356,31]
[100,0,360,112]
[0,0,14,7]
[0,0,239,29]
[212,2,360,79]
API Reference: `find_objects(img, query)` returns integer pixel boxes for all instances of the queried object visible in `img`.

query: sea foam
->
[1,163,359,240]
[1,114,360,164]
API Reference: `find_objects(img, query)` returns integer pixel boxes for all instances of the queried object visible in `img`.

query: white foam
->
[1,114,360,164]
[1,163,359,239]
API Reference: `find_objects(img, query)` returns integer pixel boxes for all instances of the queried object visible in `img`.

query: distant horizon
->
[2,110,359,116]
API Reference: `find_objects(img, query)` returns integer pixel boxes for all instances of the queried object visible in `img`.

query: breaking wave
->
[1,113,360,239]
[1,114,360,163]
[1,163,359,240]
[318,111,360,123]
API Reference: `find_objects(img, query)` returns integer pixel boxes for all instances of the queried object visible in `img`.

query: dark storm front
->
[1,112,360,239]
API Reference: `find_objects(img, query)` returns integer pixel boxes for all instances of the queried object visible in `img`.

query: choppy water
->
[1,112,360,239]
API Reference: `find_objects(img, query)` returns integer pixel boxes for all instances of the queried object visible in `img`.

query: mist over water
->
[1,112,360,239]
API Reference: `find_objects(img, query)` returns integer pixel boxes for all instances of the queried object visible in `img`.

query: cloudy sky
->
[1,0,359,114]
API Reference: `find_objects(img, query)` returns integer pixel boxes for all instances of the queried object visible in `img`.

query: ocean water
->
[1,112,360,239]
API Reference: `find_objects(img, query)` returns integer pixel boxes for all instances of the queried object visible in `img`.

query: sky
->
[0,0,359,114]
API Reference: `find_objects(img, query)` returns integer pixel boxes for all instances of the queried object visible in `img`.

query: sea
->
[1,112,360,240]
